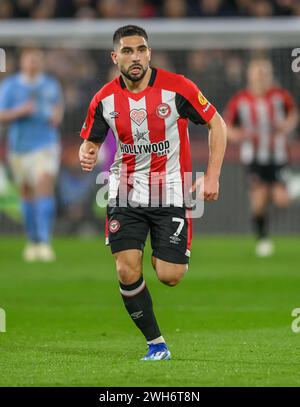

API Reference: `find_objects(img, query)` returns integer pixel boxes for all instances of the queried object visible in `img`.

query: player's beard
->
[121,64,149,82]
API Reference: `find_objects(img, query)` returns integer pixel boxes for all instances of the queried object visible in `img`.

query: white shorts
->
[8,144,60,187]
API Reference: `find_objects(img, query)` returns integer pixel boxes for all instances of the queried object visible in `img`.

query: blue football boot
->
[141,343,171,361]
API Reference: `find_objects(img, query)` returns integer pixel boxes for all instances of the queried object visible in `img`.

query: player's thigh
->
[9,145,60,197]
[106,205,149,258]
[149,207,192,266]
[33,145,60,196]
[8,152,32,196]
[271,182,290,208]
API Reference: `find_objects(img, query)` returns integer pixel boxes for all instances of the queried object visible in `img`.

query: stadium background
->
[1,0,300,235]
[0,0,300,387]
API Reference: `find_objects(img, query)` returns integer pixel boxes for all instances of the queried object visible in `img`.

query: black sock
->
[252,214,268,239]
[119,275,161,341]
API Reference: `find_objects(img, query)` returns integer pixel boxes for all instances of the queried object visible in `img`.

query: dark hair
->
[113,25,148,47]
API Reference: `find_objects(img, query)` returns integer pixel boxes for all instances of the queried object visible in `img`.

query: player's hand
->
[273,121,289,137]
[49,105,63,127]
[190,174,219,201]
[17,101,35,118]
[228,128,252,143]
[79,141,99,172]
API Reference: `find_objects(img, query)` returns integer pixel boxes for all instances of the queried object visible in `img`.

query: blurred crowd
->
[1,44,300,233]
[3,47,300,129]
[1,0,300,19]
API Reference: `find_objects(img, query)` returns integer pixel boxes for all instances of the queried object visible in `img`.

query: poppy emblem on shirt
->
[109,220,120,233]
[130,109,147,126]
[156,103,171,119]
[198,91,208,106]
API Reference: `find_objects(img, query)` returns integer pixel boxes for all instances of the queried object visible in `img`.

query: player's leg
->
[249,181,272,256]
[151,257,187,287]
[250,181,270,238]
[32,145,60,261]
[107,206,168,360]
[145,207,191,359]
[114,249,164,345]
[271,182,290,209]
[8,153,39,261]
[20,183,35,238]
[20,182,40,261]
[150,207,191,284]
[270,175,290,254]
[34,172,56,258]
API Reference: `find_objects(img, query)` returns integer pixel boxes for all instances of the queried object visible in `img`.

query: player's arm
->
[0,79,35,123]
[226,125,246,144]
[223,95,246,143]
[284,108,298,134]
[49,103,64,127]
[0,102,35,123]
[176,78,227,201]
[79,140,101,172]
[49,79,64,127]
[189,112,227,201]
[79,96,110,172]
[203,112,227,201]
[274,90,299,136]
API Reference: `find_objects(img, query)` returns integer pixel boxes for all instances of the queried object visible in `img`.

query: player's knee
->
[159,275,182,287]
[160,277,180,287]
[157,267,186,287]
[20,184,34,200]
[35,174,56,196]
[251,201,268,216]
[273,192,290,208]
[116,261,141,285]
[275,199,289,209]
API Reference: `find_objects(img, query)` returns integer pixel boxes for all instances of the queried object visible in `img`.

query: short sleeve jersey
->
[0,73,63,153]
[81,67,216,206]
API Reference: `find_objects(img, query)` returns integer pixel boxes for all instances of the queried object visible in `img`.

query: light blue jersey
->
[0,73,62,153]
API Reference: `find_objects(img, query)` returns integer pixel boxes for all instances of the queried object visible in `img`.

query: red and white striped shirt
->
[80,67,216,206]
[225,87,296,165]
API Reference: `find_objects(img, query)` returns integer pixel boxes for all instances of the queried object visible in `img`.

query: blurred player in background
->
[225,57,298,257]
[0,48,63,261]
[79,25,227,360]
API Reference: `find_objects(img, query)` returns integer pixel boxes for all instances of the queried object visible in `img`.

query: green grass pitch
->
[0,236,300,387]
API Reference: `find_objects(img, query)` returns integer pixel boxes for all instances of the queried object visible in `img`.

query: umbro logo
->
[170,235,181,244]
[131,311,143,320]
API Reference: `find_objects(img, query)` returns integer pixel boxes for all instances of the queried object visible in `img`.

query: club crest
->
[109,220,120,233]
[156,103,171,119]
